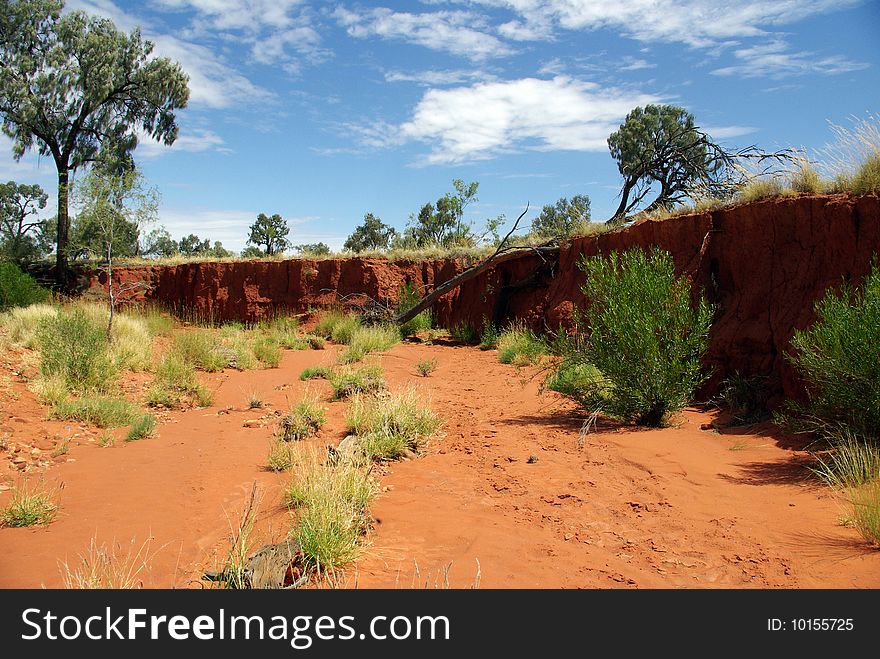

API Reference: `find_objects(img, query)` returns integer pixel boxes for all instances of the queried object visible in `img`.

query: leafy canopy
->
[344,213,396,252]
[247,213,289,256]
[531,194,591,241]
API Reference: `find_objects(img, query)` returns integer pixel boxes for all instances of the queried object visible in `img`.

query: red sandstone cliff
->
[88,194,880,403]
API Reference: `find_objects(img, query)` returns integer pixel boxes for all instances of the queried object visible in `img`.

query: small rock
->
[564,533,573,541]
[243,419,263,428]
[527,454,539,464]
[0,484,11,491]
[699,422,715,431]
[30,448,41,456]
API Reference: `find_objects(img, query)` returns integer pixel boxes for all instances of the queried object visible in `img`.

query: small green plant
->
[497,322,547,366]
[544,360,605,407]
[280,394,326,441]
[786,261,880,436]
[329,364,385,400]
[305,334,326,350]
[810,428,880,490]
[479,321,499,350]
[50,396,140,428]
[562,247,714,426]
[37,307,116,393]
[51,438,71,457]
[29,374,70,407]
[247,391,264,409]
[97,433,115,448]
[300,365,332,381]
[416,358,438,377]
[126,413,157,441]
[338,325,400,364]
[846,481,880,547]
[252,337,282,368]
[172,331,228,372]
[398,281,432,338]
[345,388,441,461]
[266,437,297,472]
[2,303,57,347]
[0,480,59,527]
[735,177,784,203]
[314,310,361,344]
[147,353,213,408]
[0,262,51,311]
[449,322,479,344]
[718,374,771,425]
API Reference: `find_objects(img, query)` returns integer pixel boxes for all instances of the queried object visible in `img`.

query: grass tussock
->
[126,413,157,441]
[338,324,400,364]
[172,331,229,372]
[328,364,385,400]
[314,311,361,344]
[852,152,880,196]
[147,352,213,408]
[497,322,548,366]
[28,373,69,407]
[345,388,441,461]
[2,303,58,347]
[50,396,140,428]
[479,321,499,350]
[416,358,437,377]
[300,365,332,381]
[279,393,326,442]
[0,480,59,527]
[284,449,375,574]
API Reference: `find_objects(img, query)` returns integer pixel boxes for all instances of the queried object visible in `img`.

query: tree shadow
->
[717,454,821,486]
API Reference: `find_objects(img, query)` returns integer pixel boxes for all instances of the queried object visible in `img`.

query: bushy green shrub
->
[497,322,547,366]
[37,308,116,393]
[787,261,880,436]
[479,320,499,350]
[562,247,714,426]
[0,262,50,311]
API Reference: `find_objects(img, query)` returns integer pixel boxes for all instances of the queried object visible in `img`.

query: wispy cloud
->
[711,40,868,78]
[384,69,495,86]
[136,128,232,158]
[352,76,659,165]
[701,125,758,139]
[334,6,514,61]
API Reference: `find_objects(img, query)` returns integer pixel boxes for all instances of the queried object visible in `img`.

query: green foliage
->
[0,180,50,263]
[811,428,880,490]
[293,242,330,256]
[497,322,547,366]
[247,213,289,256]
[404,179,484,248]
[735,177,784,203]
[787,261,880,436]
[0,480,58,527]
[416,358,437,377]
[449,322,478,344]
[300,365,331,381]
[545,360,605,406]
[252,336,281,368]
[147,352,212,408]
[280,394,326,442]
[566,247,714,426]
[37,307,116,392]
[50,396,140,428]
[345,388,441,461]
[0,261,50,310]
[141,226,178,257]
[329,364,385,400]
[0,0,190,278]
[126,413,156,441]
[531,195,592,241]
[479,320,499,350]
[314,310,361,344]
[344,213,397,252]
[338,324,400,364]
[172,331,228,372]
[846,481,880,547]
[398,281,432,337]
[718,374,771,424]
[788,161,825,194]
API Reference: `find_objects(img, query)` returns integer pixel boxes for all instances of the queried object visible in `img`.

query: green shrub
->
[0,262,51,311]
[314,310,361,344]
[717,373,772,425]
[497,322,547,366]
[852,151,880,195]
[479,321,499,350]
[305,334,326,350]
[787,261,880,436]
[545,359,605,407]
[126,413,157,441]
[567,247,714,426]
[449,322,478,344]
[37,308,116,393]
[416,358,437,377]
[329,364,385,399]
[50,396,140,428]
[147,353,212,408]
[398,281,432,337]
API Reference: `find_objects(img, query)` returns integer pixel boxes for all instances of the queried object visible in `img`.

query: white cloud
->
[384,69,495,86]
[701,125,758,139]
[153,0,306,31]
[334,6,513,61]
[136,129,231,158]
[363,76,659,164]
[619,57,655,71]
[711,40,868,78]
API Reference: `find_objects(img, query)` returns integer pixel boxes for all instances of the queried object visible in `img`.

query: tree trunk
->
[55,166,70,289]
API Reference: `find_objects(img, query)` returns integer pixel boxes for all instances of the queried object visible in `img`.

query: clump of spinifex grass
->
[497,322,548,366]
[328,364,385,400]
[50,396,141,428]
[283,448,375,575]
[280,393,326,442]
[416,358,437,377]
[147,352,213,408]
[126,413,157,441]
[345,388,441,461]
[300,365,332,381]
[338,325,400,364]
[314,310,361,344]
[0,479,60,527]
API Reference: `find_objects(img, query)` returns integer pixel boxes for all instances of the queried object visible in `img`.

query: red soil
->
[2,342,877,589]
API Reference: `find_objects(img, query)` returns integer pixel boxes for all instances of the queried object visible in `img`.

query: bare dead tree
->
[395,204,560,326]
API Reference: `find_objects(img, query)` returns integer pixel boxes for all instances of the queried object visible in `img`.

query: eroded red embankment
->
[90,194,880,402]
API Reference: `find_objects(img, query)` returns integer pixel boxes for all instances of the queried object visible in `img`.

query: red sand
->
[1,342,878,589]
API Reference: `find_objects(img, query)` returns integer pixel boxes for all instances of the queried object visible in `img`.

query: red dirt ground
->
[1,341,878,589]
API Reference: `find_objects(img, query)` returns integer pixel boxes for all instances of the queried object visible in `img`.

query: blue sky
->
[1,0,878,253]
